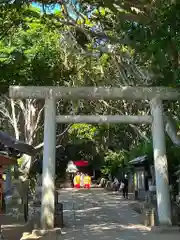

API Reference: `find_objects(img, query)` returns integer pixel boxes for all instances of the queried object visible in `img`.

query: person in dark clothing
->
[122,175,128,199]
[145,176,149,192]
[70,173,74,187]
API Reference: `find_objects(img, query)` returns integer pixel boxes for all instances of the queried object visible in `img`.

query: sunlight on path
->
[58,189,179,240]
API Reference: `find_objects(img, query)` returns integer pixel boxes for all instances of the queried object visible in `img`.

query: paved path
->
[58,189,180,240]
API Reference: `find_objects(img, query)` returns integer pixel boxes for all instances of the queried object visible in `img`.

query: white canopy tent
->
[66,161,78,173]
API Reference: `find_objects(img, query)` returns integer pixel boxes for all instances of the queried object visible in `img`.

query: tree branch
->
[30,105,44,141]
[17,99,26,117]
[35,123,72,150]
[164,113,180,146]
[45,14,129,45]
[10,99,19,140]
[99,99,150,142]
[0,105,13,125]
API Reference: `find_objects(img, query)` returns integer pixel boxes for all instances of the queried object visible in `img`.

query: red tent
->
[73,160,88,167]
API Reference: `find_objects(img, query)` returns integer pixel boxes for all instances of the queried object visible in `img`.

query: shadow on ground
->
[59,189,180,240]
[0,215,33,240]
[3,189,179,240]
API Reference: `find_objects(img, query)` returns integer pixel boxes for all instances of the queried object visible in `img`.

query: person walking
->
[113,177,119,191]
[87,174,91,189]
[70,173,74,188]
[122,175,129,199]
[84,173,91,189]
[80,172,85,187]
[73,172,81,188]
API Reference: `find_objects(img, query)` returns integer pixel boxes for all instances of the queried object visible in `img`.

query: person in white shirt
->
[113,177,119,191]
[80,172,85,187]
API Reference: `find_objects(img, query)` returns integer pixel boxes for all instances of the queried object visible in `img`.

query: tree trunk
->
[164,114,180,146]
[20,155,32,176]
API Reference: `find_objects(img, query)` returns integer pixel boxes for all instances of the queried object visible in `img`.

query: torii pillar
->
[9,86,180,228]
[150,98,171,225]
[41,98,56,229]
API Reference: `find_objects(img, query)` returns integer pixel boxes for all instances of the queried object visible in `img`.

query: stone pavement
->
[58,188,180,240]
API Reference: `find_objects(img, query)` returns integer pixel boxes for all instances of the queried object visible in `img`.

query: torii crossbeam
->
[9,86,180,229]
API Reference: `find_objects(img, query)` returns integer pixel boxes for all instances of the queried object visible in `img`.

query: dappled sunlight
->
[76,207,102,213]
[2,223,27,230]
[58,188,152,240]
[85,223,150,233]
[55,189,180,240]
[86,223,121,231]
[119,224,151,231]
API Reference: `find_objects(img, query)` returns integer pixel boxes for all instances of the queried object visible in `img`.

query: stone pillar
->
[150,98,171,225]
[41,98,56,229]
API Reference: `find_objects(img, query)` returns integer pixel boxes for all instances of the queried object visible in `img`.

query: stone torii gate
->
[9,86,180,229]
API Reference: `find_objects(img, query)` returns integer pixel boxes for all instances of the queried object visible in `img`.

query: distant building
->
[129,155,155,200]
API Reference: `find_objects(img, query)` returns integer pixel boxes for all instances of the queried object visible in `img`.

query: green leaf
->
[99,7,106,16]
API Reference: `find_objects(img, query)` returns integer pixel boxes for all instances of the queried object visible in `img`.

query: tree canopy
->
[0,1,180,179]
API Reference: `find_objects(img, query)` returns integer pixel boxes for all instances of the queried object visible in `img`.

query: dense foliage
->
[0,1,180,179]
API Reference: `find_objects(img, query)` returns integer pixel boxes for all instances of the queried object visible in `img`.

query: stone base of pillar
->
[20,228,62,239]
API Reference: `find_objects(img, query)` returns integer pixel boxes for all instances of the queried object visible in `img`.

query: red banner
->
[73,160,88,167]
